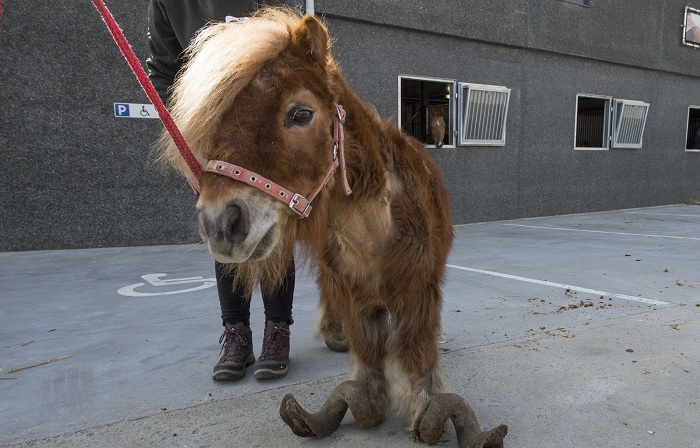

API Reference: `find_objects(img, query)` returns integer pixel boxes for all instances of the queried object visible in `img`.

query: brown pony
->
[160,8,506,446]
[429,110,446,148]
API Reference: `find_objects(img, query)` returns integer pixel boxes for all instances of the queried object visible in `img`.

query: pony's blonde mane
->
[158,7,303,181]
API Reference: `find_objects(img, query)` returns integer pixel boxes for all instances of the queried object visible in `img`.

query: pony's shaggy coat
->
[160,7,454,434]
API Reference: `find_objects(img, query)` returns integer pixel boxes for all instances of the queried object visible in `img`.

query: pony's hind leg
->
[316,286,349,352]
[388,287,446,433]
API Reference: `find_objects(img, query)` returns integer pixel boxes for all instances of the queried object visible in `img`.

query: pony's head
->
[159,8,338,289]
[430,110,445,149]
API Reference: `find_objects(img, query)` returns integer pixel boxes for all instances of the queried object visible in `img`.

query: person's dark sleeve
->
[269,0,306,10]
[146,0,182,104]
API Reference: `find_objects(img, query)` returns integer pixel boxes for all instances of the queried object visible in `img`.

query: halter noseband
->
[203,104,352,218]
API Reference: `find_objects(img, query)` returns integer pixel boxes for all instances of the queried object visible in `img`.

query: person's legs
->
[213,262,254,381]
[261,257,295,324]
[217,262,251,326]
[254,256,295,380]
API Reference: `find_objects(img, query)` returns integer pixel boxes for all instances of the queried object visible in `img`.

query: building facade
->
[1,0,699,251]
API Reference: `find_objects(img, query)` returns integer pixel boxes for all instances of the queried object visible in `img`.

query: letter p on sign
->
[114,103,130,117]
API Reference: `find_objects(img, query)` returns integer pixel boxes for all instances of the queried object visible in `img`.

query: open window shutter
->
[611,99,649,149]
[458,83,511,146]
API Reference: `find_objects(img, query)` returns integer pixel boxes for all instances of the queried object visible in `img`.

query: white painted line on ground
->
[502,223,700,241]
[624,211,700,218]
[446,264,670,306]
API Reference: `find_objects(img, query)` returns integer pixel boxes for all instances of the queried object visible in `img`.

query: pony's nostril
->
[222,200,250,245]
[198,210,217,240]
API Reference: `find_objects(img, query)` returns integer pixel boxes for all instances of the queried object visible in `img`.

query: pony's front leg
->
[279,380,386,437]
[280,298,391,438]
[388,289,446,434]
[346,304,392,420]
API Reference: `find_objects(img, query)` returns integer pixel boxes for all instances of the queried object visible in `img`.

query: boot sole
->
[212,356,255,381]
[253,365,288,380]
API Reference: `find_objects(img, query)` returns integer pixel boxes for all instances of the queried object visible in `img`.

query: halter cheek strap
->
[203,104,352,219]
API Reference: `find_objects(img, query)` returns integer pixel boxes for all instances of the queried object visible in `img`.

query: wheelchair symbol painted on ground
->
[118,273,216,297]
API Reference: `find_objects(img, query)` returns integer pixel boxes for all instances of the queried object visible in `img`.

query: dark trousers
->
[215,257,295,326]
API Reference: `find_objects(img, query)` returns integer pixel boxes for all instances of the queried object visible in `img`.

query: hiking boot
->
[213,322,254,381]
[253,320,290,380]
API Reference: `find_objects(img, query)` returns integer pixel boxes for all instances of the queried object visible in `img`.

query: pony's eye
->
[290,108,313,124]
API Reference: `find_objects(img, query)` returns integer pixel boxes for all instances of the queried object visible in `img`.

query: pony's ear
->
[292,15,329,69]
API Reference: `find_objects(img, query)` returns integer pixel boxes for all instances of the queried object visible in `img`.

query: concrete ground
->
[1,205,699,448]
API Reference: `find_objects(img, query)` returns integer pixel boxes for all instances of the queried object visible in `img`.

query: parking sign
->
[113,103,159,119]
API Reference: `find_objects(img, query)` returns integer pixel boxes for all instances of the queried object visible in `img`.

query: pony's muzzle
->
[198,199,251,246]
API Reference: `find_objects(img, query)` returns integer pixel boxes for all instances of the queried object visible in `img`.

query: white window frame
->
[458,83,511,146]
[611,99,649,149]
[397,75,456,149]
[686,105,700,153]
[560,0,590,6]
[574,94,649,150]
[574,94,611,151]
[683,6,700,48]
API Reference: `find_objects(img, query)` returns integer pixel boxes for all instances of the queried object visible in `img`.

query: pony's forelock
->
[157,7,303,180]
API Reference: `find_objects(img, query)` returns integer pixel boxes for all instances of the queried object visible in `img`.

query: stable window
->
[559,0,590,6]
[398,76,454,147]
[686,106,700,151]
[575,94,649,150]
[458,83,510,146]
[575,95,610,149]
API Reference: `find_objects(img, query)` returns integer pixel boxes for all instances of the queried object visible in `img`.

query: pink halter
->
[204,105,352,218]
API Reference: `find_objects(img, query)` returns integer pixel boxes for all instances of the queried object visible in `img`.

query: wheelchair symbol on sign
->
[118,273,216,297]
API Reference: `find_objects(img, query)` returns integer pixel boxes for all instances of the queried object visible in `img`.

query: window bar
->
[479,90,487,141]
[487,92,498,143]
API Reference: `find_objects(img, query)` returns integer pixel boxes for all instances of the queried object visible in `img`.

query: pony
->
[429,109,446,148]
[159,8,506,446]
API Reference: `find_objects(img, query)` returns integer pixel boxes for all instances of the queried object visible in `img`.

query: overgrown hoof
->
[280,394,316,437]
[322,324,349,352]
[279,380,387,438]
[475,425,509,448]
[415,393,508,448]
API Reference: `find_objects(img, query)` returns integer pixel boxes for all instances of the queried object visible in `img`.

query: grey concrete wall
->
[2,0,699,251]
[1,0,198,252]
[318,0,700,76]
[317,0,700,223]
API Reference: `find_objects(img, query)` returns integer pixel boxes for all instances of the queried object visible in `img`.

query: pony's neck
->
[331,69,387,201]
[334,72,379,139]
[295,69,388,260]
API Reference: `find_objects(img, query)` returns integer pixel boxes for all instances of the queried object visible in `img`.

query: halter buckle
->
[335,104,346,124]
[289,193,312,218]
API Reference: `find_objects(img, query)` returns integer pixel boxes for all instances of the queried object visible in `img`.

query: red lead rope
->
[90,0,202,192]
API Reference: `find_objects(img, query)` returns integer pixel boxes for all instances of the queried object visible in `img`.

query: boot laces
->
[260,325,290,359]
[219,326,249,357]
